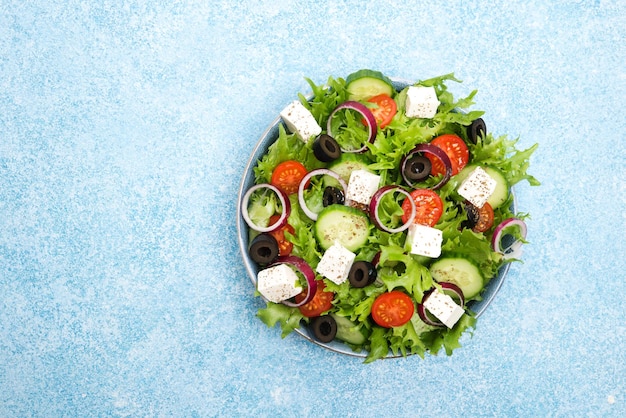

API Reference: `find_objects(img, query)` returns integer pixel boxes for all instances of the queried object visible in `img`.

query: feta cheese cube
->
[257,263,302,303]
[457,166,497,208]
[423,289,465,328]
[405,85,440,119]
[345,170,380,206]
[316,242,356,285]
[279,100,322,142]
[406,223,443,258]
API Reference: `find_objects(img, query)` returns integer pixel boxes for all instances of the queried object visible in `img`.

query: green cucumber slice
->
[327,153,372,184]
[345,69,395,101]
[314,204,370,252]
[331,314,368,345]
[429,257,484,300]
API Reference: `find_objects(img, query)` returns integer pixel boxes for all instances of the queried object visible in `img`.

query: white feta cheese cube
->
[345,170,380,206]
[423,289,465,328]
[316,242,356,285]
[257,263,302,303]
[279,100,322,142]
[405,85,440,119]
[457,166,497,208]
[406,223,442,258]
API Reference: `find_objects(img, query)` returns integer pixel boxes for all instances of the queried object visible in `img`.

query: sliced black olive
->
[460,201,480,230]
[348,260,377,288]
[310,315,337,343]
[402,154,431,183]
[313,134,341,162]
[467,118,486,144]
[248,233,279,265]
[322,186,345,207]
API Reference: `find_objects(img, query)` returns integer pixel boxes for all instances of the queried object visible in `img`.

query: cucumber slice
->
[345,69,395,101]
[327,153,372,184]
[429,257,484,300]
[314,204,370,252]
[331,314,368,345]
[456,165,509,209]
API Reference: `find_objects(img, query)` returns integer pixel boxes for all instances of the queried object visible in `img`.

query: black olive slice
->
[310,315,337,343]
[460,201,480,230]
[348,260,377,288]
[313,134,341,162]
[248,233,279,265]
[402,154,431,183]
[467,118,486,144]
[322,186,345,207]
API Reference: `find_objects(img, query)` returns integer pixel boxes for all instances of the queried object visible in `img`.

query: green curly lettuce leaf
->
[420,314,477,356]
[284,195,321,269]
[364,326,390,363]
[469,133,540,187]
[257,302,305,338]
[254,124,323,184]
[245,188,281,228]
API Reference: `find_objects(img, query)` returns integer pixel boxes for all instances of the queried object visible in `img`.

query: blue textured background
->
[1,1,624,416]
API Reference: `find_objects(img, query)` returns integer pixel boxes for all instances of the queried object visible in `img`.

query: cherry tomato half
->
[426,134,469,176]
[295,280,334,317]
[270,160,308,195]
[472,202,494,233]
[401,189,444,227]
[367,94,397,129]
[268,215,295,256]
[371,291,414,328]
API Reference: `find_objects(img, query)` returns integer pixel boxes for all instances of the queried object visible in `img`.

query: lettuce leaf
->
[469,134,540,187]
[364,327,389,363]
[254,124,323,184]
[257,302,305,338]
[284,195,322,269]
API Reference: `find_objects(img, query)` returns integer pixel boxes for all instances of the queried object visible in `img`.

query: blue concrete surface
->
[1,0,624,416]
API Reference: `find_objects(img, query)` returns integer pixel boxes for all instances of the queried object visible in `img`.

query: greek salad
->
[240,70,539,362]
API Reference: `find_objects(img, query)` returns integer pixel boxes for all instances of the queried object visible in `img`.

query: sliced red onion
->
[492,218,528,260]
[368,185,415,233]
[241,183,291,233]
[326,101,377,153]
[370,251,385,286]
[297,168,348,221]
[371,251,381,267]
[269,256,318,307]
[417,282,465,327]
[400,144,452,190]
[440,282,465,307]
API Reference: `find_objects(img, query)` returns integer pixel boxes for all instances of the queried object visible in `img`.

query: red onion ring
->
[241,183,291,233]
[371,251,381,267]
[297,168,348,221]
[326,101,377,153]
[492,218,527,260]
[400,144,452,190]
[269,256,318,307]
[417,282,465,327]
[368,185,416,233]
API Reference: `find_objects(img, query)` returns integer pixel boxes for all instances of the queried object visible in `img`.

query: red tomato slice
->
[367,94,397,129]
[426,134,469,176]
[400,189,444,227]
[270,160,308,195]
[268,215,295,256]
[371,291,414,328]
[295,280,334,317]
[472,202,494,233]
